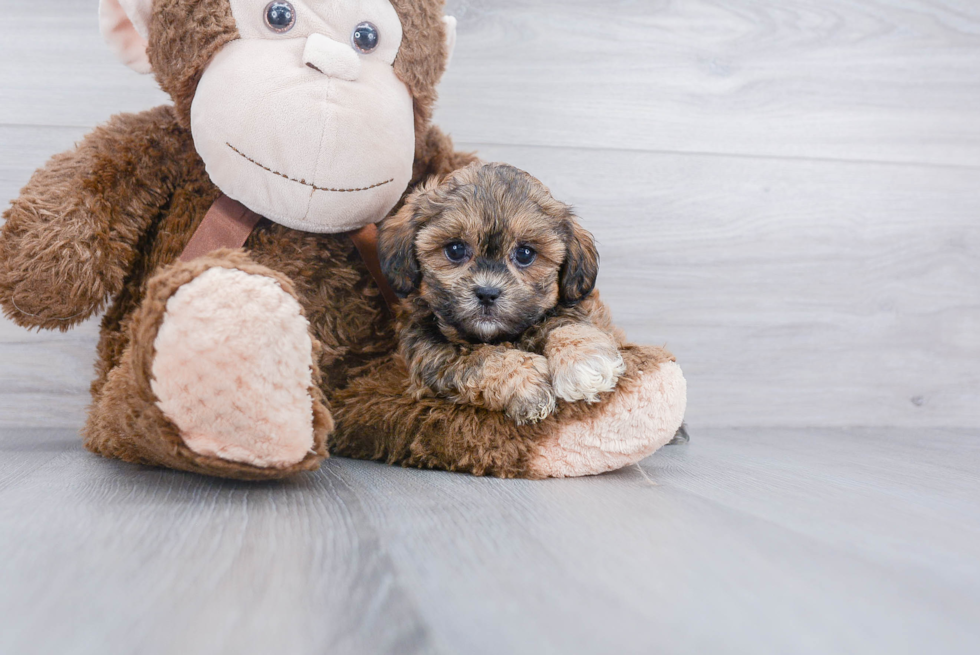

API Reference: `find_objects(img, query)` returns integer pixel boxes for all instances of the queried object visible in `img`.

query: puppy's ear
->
[378,180,440,297]
[378,204,422,297]
[559,216,599,306]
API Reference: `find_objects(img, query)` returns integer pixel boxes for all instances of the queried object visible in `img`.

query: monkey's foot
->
[151,266,320,469]
[529,347,686,478]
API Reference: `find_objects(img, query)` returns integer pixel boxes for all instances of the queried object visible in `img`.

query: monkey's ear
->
[559,217,600,306]
[99,0,154,74]
[443,16,458,68]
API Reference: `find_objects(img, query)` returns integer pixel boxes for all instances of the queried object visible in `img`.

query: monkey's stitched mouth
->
[226,143,393,193]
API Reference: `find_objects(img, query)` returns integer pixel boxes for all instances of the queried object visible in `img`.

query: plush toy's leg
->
[84,251,331,480]
[329,345,685,479]
[528,346,687,478]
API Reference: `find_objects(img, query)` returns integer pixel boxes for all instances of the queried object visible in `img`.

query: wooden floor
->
[1,1,979,653]
[1,426,978,654]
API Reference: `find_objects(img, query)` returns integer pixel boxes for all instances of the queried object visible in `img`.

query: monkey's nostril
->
[475,286,501,306]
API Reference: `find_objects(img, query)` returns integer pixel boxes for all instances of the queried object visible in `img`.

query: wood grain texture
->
[0,2,168,128]
[1,427,977,654]
[0,430,438,655]
[439,0,980,166]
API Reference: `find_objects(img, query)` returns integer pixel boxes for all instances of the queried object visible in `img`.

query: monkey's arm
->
[0,106,185,331]
[399,316,556,425]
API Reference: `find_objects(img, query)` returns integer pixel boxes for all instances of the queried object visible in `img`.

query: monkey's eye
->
[444,241,470,264]
[513,246,537,267]
[264,2,296,33]
[352,22,380,53]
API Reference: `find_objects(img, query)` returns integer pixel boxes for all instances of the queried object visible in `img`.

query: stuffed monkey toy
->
[0,0,686,480]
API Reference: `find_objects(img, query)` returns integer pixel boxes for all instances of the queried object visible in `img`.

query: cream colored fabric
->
[152,268,316,469]
[98,0,152,74]
[100,0,458,234]
[191,37,415,233]
[193,0,416,233]
[531,360,688,478]
[304,33,362,81]
[443,16,457,67]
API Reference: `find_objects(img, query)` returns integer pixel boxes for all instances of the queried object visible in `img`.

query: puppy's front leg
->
[410,344,556,425]
[545,324,626,403]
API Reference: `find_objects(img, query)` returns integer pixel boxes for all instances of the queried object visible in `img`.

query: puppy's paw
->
[506,377,557,426]
[546,324,626,403]
[483,350,556,425]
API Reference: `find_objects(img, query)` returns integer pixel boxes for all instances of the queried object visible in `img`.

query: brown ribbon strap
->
[180,194,262,262]
[180,194,399,313]
[349,222,401,312]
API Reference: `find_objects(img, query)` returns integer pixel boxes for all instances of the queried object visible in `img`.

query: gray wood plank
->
[336,427,980,655]
[4,1,980,167]
[0,429,442,655]
[437,0,980,167]
[0,125,92,202]
[0,2,168,128]
[1,426,977,654]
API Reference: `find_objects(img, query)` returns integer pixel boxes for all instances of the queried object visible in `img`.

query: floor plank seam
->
[451,140,980,171]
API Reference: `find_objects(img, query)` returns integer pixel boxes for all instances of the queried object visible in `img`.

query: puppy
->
[378,162,627,424]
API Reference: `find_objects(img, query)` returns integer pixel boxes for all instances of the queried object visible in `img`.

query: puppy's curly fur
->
[379,163,628,424]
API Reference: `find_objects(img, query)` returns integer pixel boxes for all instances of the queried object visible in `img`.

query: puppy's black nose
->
[475,286,501,306]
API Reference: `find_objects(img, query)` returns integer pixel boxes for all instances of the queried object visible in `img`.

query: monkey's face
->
[191,0,416,233]
[101,0,456,232]
[379,164,601,344]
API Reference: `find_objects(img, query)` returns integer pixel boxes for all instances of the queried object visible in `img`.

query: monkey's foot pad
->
[151,267,316,469]
[530,358,687,478]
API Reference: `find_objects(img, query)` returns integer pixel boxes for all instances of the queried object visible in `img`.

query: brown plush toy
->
[0,0,687,480]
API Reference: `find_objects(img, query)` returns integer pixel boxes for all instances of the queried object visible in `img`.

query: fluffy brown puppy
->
[379,163,627,425]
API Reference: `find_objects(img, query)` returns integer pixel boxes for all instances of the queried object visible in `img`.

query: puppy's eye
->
[264,2,296,33]
[352,22,380,53]
[513,245,537,267]
[444,241,470,264]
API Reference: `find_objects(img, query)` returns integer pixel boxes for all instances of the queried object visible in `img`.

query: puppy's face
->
[380,163,599,343]
[414,189,565,342]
